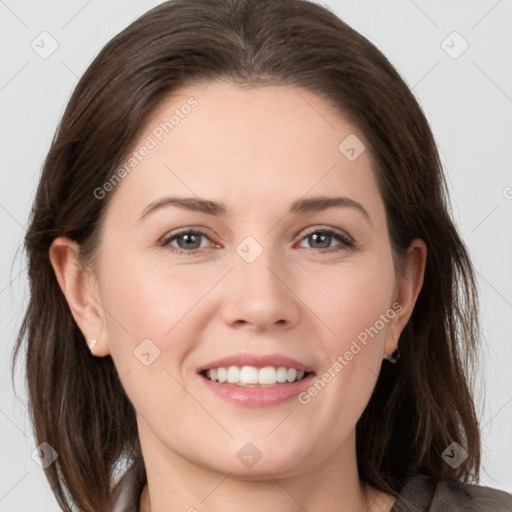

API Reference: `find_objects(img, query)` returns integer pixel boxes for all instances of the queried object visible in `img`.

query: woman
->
[13,0,512,511]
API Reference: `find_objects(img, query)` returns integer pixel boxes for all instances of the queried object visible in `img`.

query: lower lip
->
[199,372,316,407]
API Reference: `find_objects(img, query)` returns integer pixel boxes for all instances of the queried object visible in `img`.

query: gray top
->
[110,462,512,511]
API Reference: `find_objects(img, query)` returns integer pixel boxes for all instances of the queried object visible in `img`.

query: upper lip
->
[197,353,314,373]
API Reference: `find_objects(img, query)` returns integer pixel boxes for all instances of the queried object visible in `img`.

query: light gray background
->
[1,0,511,510]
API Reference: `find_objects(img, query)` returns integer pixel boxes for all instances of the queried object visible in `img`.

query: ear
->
[49,236,110,357]
[385,238,427,357]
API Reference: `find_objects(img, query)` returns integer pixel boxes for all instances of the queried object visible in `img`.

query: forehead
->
[107,80,384,222]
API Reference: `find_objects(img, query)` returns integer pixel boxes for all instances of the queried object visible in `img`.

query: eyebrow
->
[139,195,371,223]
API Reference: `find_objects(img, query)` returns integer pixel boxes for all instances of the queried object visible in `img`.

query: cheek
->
[305,255,396,345]
[299,264,396,435]
[96,253,208,424]
[303,251,396,403]
[96,249,205,366]
[100,240,214,325]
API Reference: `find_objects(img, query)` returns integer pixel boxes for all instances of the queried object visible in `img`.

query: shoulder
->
[433,477,512,511]
[393,473,512,511]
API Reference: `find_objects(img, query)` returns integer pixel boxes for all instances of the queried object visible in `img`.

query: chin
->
[203,441,311,480]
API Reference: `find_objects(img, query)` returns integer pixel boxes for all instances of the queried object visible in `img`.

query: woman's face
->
[71,80,424,479]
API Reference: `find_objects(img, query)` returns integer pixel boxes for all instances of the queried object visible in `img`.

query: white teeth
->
[276,367,288,383]
[239,365,259,384]
[287,368,297,382]
[204,365,308,386]
[258,367,276,385]
[217,367,227,383]
[227,366,240,383]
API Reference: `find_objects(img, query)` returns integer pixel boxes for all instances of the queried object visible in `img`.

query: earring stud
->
[89,339,97,354]
[384,346,400,363]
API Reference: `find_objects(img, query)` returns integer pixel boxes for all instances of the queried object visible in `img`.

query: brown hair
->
[13,0,482,510]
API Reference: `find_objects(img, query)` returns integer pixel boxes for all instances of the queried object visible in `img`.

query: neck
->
[137,427,395,512]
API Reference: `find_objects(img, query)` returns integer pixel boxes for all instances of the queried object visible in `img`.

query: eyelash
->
[160,227,354,256]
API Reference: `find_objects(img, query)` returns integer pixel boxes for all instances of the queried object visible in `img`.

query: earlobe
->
[49,237,110,357]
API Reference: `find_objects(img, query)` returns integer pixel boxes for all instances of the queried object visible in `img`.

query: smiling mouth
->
[200,365,313,387]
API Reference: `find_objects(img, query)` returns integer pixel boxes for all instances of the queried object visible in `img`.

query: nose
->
[220,244,302,332]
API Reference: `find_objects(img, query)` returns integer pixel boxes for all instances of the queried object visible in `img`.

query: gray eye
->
[175,233,203,250]
[307,232,333,249]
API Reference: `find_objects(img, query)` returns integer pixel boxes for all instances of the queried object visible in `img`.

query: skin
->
[50,80,426,512]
